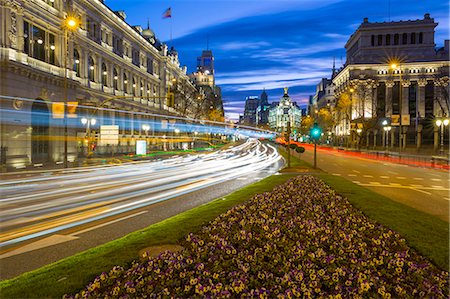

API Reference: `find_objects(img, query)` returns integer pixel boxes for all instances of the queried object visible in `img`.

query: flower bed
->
[66,176,449,298]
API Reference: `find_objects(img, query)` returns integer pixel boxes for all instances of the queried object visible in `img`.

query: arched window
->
[419,32,423,44]
[132,78,137,96]
[411,33,416,44]
[123,73,128,93]
[402,33,407,44]
[88,56,95,82]
[394,34,399,45]
[102,63,108,87]
[377,34,382,46]
[371,35,375,46]
[113,68,118,90]
[386,34,391,46]
[73,49,80,77]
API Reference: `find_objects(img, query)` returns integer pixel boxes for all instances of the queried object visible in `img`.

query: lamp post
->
[435,118,449,156]
[81,117,96,157]
[62,15,79,168]
[390,62,403,153]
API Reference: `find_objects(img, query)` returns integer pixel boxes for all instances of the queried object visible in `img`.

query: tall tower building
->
[197,50,214,75]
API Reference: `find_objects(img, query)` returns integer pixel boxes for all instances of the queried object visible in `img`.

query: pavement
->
[296,144,449,222]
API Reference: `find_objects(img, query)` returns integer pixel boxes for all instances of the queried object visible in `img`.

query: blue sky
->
[106,0,449,121]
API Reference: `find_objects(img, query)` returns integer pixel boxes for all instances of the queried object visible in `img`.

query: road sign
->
[52,102,64,119]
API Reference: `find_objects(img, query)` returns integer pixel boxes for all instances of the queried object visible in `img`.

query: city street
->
[0,139,283,279]
[299,145,449,221]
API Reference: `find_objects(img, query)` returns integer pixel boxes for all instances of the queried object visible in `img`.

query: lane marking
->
[237,177,248,180]
[411,188,432,195]
[348,174,357,177]
[352,181,361,184]
[432,185,444,188]
[380,176,390,179]
[396,177,406,179]
[431,178,442,182]
[71,211,148,236]
[389,183,401,186]
[332,173,342,176]
[363,175,373,178]
[388,171,399,175]
[413,178,424,181]
[410,184,424,187]
[352,170,361,174]
[369,182,381,184]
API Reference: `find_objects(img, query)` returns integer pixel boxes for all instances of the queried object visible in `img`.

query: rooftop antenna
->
[332,56,336,77]
[147,18,150,29]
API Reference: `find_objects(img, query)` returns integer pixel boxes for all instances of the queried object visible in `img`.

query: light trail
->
[0,139,281,248]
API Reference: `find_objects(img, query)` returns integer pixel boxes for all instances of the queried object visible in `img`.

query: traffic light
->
[310,123,322,140]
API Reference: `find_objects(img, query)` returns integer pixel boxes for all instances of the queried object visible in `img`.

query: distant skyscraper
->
[242,96,260,125]
[256,89,271,126]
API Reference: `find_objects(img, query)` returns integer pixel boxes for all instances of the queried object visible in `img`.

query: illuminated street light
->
[174,128,180,134]
[81,117,96,157]
[435,117,450,156]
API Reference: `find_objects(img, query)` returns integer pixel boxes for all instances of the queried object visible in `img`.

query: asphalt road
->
[298,145,449,221]
[0,139,283,280]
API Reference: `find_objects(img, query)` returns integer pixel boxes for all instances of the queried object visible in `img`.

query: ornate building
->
[0,0,200,168]
[332,14,449,150]
[189,50,224,120]
[268,88,302,133]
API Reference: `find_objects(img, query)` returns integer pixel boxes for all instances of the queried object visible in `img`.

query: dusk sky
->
[107,0,449,121]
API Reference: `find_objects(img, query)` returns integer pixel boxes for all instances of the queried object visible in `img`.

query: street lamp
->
[142,124,150,135]
[390,61,403,152]
[81,117,96,157]
[62,14,79,168]
[383,125,392,152]
[435,117,449,156]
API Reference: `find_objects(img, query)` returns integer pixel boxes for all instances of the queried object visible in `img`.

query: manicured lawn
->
[0,173,298,298]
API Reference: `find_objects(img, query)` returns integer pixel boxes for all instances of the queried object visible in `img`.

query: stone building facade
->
[0,0,200,168]
[332,14,449,150]
[268,88,302,133]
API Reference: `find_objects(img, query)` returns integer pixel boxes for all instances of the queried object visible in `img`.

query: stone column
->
[417,79,426,118]
[401,80,410,149]
[385,80,394,117]
[390,129,395,148]
[434,126,439,152]
[416,124,422,151]
[373,129,378,149]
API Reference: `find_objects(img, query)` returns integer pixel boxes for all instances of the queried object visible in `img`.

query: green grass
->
[0,173,298,299]
[317,173,449,271]
[277,146,315,169]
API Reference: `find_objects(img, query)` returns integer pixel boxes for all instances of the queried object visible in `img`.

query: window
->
[371,35,375,46]
[32,25,46,61]
[102,63,107,87]
[48,34,55,65]
[132,48,140,66]
[419,32,423,44]
[24,21,30,54]
[123,73,128,93]
[394,34,399,45]
[132,78,137,96]
[386,34,391,46]
[112,34,123,56]
[113,68,118,90]
[73,49,80,77]
[147,56,153,74]
[88,56,95,82]
[402,33,407,45]
[411,32,416,44]
[377,34,382,46]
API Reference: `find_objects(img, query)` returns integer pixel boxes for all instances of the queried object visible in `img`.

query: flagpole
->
[170,16,173,46]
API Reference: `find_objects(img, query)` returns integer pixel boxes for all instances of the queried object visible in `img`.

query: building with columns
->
[268,88,302,133]
[0,0,200,168]
[332,13,449,150]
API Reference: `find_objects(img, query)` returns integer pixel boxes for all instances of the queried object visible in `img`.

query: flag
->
[162,7,171,19]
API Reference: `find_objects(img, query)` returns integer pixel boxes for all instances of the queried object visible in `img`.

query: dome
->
[142,28,154,38]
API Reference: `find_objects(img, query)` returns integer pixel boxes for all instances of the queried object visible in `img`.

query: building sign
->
[67,102,78,118]
[401,114,410,126]
[52,102,65,119]
[136,140,147,155]
[391,114,400,126]
[99,125,119,146]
